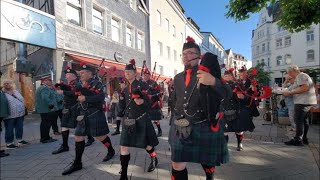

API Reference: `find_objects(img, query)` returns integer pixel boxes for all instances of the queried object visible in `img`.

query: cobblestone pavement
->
[0,110,319,180]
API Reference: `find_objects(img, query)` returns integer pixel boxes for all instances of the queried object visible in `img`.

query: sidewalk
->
[0,110,319,180]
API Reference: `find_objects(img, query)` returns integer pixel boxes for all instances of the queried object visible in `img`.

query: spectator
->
[0,72,10,157]
[2,79,29,149]
[110,90,120,123]
[282,75,296,131]
[283,65,317,146]
[35,77,58,143]
[51,84,63,135]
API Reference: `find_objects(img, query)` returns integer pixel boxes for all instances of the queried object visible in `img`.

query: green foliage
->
[303,68,320,83]
[248,63,272,85]
[226,0,320,32]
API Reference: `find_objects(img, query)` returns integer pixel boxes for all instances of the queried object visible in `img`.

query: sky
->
[180,0,259,61]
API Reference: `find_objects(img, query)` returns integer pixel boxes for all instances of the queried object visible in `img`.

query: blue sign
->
[0,0,56,49]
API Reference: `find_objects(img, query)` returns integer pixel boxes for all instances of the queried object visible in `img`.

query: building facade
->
[149,0,186,78]
[201,32,225,65]
[0,0,151,110]
[252,6,320,85]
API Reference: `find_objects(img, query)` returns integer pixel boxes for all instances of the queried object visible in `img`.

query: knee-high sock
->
[75,141,85,164]
[201,164,215,180]
[120,154,130,177]
[101,136,114,152]
[236,134,244,145]
[61,130,69,147]
[146,147,157,158]
[116,120,121,131]
[171,167,188,180]
[154,121,161,130]
[224,135,229,143]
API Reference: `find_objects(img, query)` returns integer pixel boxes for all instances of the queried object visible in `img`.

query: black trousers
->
[294,104,311,139]
[40,112,57,141]
[51,110,61,133]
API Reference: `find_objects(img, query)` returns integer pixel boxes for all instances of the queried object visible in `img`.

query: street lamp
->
[280,70,286,86]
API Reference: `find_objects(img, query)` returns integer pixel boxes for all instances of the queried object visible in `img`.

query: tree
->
[225,0,320,32]
[248,62,272,86]
[302,68,320,83]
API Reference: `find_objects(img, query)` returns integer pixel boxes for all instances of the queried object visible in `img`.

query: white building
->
[225,49,249,77]
[149,0,187,78]
[252,6,320,85]
[201,32,225,65]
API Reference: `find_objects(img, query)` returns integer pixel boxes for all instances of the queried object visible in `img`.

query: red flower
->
[66,66,70,70]
[186,36,195,43]
[129,59,136,65]
[229,68,235,72]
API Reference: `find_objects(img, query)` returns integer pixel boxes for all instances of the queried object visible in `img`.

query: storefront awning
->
[65,53,170,81]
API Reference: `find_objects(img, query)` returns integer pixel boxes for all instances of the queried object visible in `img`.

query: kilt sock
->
[154,121,161,130]
[101,136,115,152]
[75,141,85,164]
[201,164,215,180]
[120,154,130,178]
[224,135,229,143]
[236,134,244,146]
[171,167,188,180]
[146,147,157,157]
[62,130,69,147]
[116,120,121,132]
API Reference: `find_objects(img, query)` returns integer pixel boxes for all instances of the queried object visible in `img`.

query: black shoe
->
[52,145,69,155]
[0,150,9,158]
[284,139,303,146]
[111,130,120,136]
[18,140,29,146]
[103,149,115,162]
[6,144,18,149]
[147,156,158,172]
[302,138,309,145]
[85,138,95,147]
[157,129,162,137]
[62,161,82,175]
[237,143,243,151]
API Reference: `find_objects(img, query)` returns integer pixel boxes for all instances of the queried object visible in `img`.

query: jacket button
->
[185,91,187,93]
[181,115,183,117]
[184,97,186,99]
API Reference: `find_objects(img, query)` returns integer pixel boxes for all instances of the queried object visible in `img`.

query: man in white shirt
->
[283,65,317,146]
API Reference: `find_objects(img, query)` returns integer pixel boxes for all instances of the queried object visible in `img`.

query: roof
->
[225,49,231,55]
[187,17,200,31]
[200,31,224,49]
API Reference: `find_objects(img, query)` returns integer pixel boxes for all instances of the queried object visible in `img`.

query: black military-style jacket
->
[145,79,161,110]
[78,78,105,110]
[236,78,259,108]
[118,79,150,119]
[61,79,82,108]
[172,65,225,122]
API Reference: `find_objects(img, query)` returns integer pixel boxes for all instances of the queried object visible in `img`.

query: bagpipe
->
[232,67,272,107]
[144,61,166,108]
